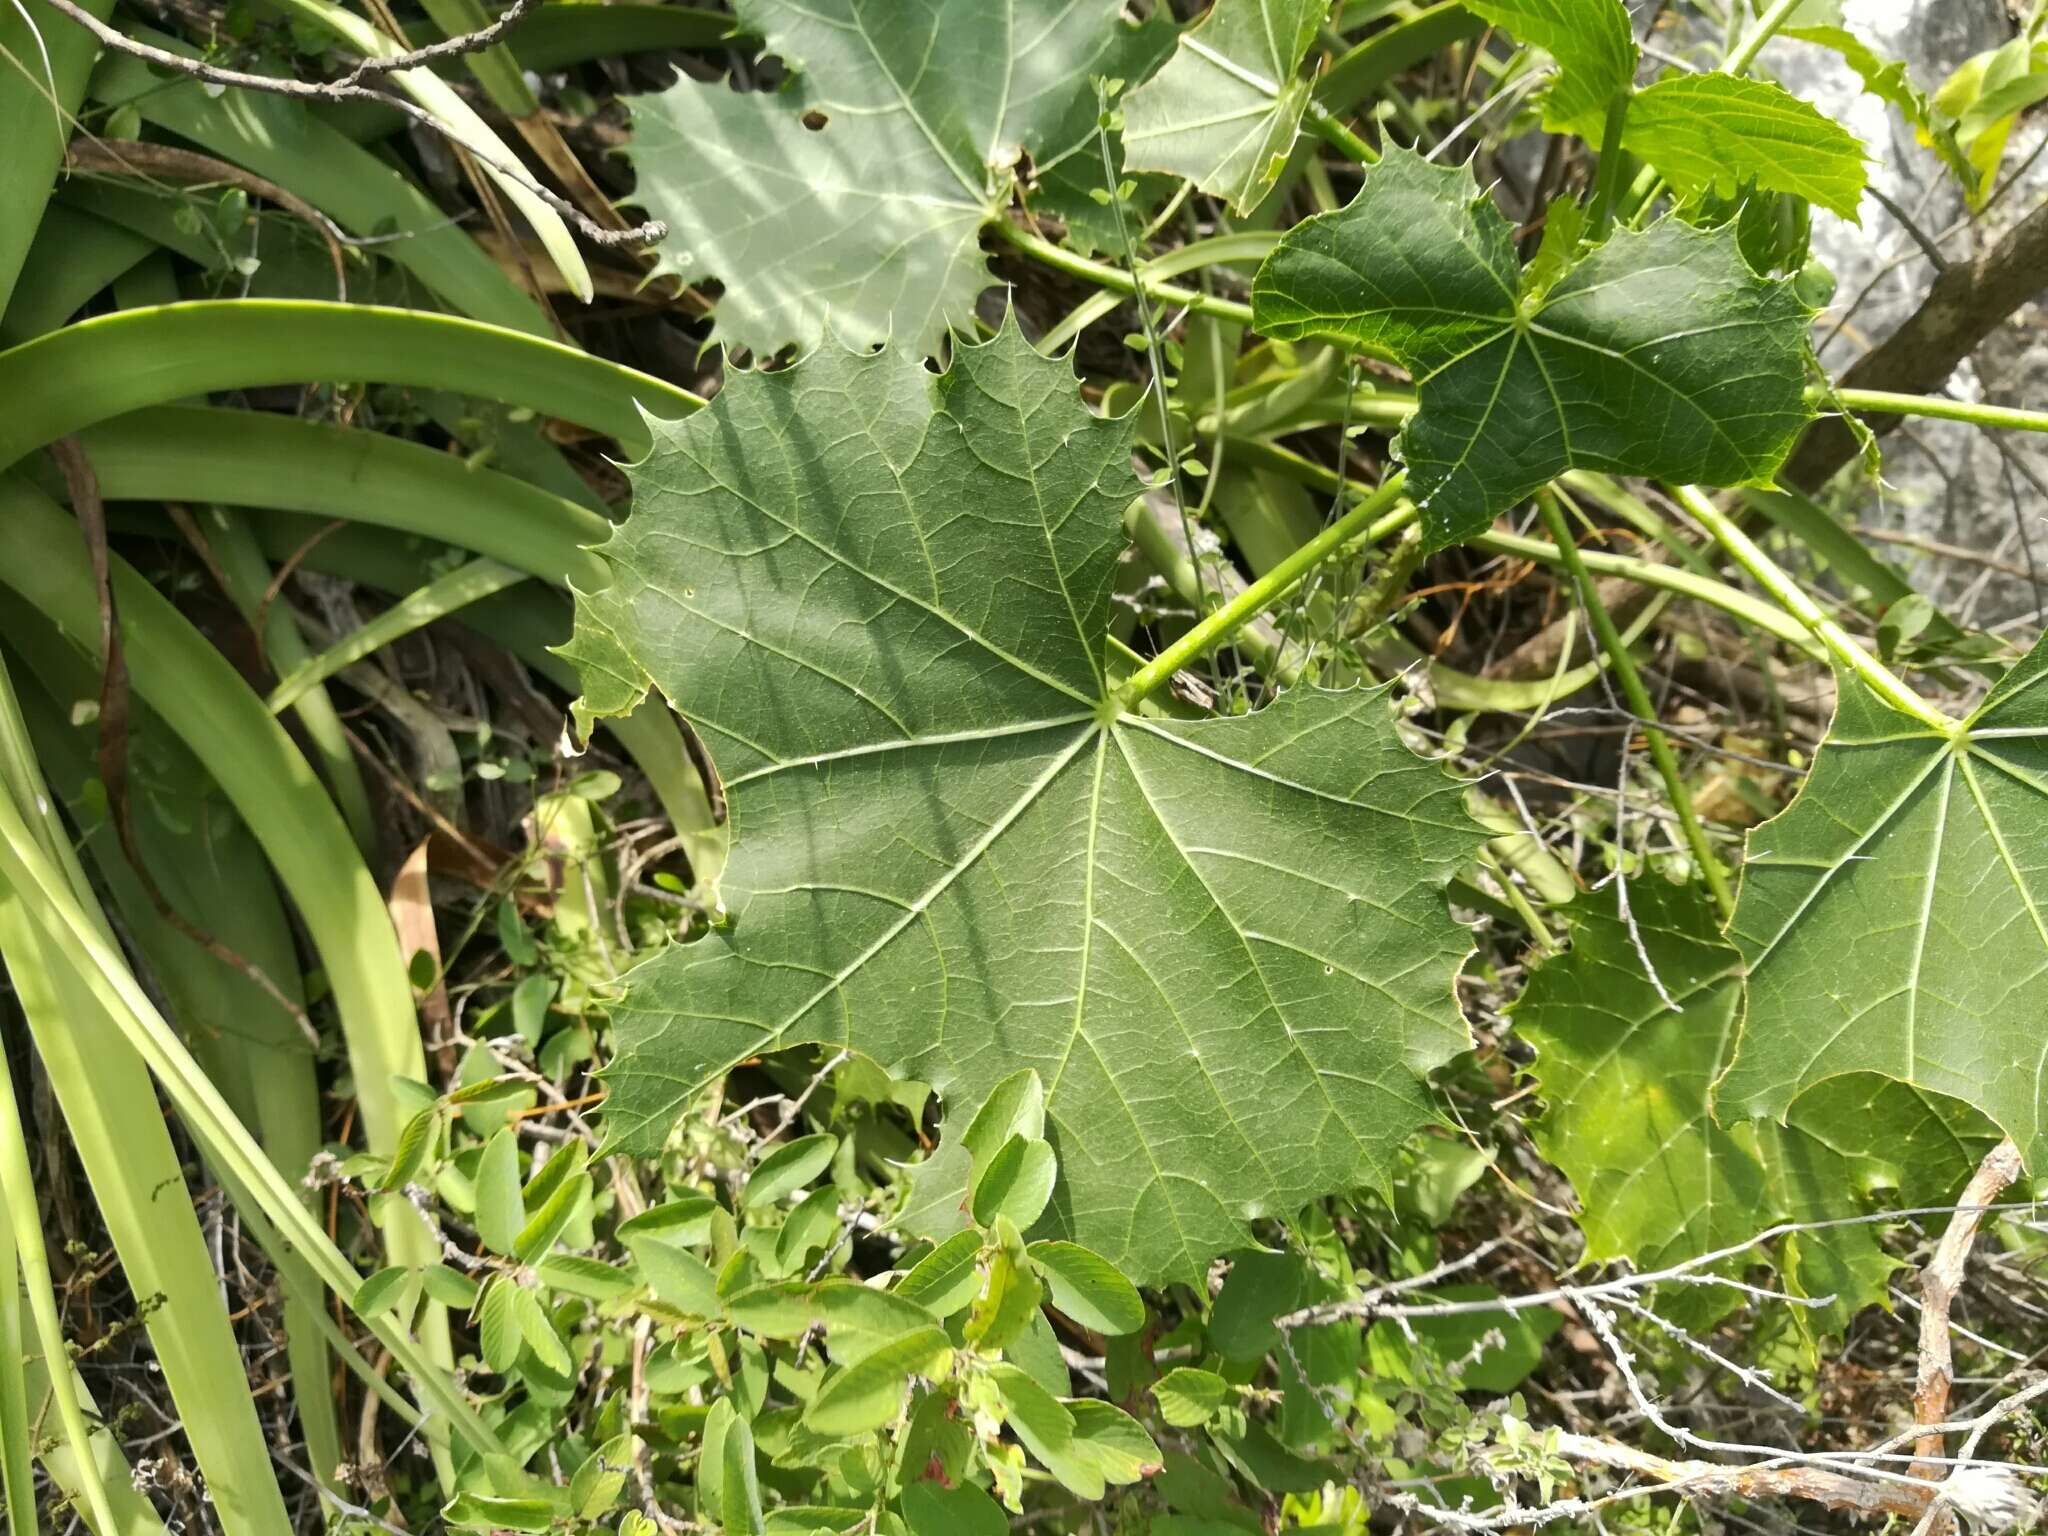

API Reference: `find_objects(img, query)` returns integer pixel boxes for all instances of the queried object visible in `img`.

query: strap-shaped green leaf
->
[1516,880,1995,1330]
[1251,146,1813,548]
[1720,633,2048,1172]
[621,0,1144,356]
[1120,0,1326,214]
[566,320,1483,1284]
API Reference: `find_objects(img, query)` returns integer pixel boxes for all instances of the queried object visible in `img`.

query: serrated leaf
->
[1121,0,1326,215]
[622,0,1136,356]
[1718,637,2048,1173]
[571,322,1482,1285]
[1027,1240,1145,1335]
[1785,25,1976,189]
[1624,73,1869,222]
[1463,0,1636,135]
[1251,146,1813,548]
[1516,879,1995,1328]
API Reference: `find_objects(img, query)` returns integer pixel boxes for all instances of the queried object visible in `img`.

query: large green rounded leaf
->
[1719,634,2048,1173]
[1250,147,1814,549]
[1120,0,1325,215]
[621,0,1141,356]
[566,320,1483,1284]
[1515,879,1996,1330]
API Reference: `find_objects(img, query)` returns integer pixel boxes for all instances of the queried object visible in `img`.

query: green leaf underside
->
[1625,74,1870,222]
[567,321,1483,1285]
[1462,0,1636,136]
[1120,0,1325,215]
[1250,147,1814,549]
[1719,633,2048,1174]
[1515,880,1994,1329]
[622,0,1134,357]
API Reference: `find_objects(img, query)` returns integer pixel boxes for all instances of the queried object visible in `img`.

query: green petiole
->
[1669,484,1956,733]
[1112,474,1411,710]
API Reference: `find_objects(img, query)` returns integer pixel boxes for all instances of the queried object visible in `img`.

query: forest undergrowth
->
[6,1,2048,1534]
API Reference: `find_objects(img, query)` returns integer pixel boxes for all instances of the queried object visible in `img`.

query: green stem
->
[269,557,526,712]
[1724,0,1807,76]
[1211,434,1827,655]
[1586,91,1632,239]
[1670,484,1955,732]
[1115,473,1409,709]
[1536,492,1734,920]
[1476,847,1557,954]
[1826,387,2048,437]
[992,220,1257,329]
[1305,102,1380,164]
[1040,230,1278,354]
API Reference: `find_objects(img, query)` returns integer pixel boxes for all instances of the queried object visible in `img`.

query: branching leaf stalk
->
[1113,472,1410,711]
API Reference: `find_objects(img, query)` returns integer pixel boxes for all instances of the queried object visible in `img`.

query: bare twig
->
[66,138,352,297]
[330,0,534,85]
[1913,1140,2025,1484]
[36,0,663,250]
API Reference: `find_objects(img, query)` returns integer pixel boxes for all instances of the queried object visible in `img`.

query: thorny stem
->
[1113,474,1410,710]
[1536,490,1734,921]
[1669,484,1957,733]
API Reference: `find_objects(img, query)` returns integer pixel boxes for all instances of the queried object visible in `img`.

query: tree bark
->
[1784,199,2048,492]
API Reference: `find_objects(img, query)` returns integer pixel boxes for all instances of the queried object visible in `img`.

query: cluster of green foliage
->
[4,0,2048,1533]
